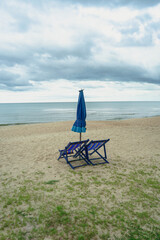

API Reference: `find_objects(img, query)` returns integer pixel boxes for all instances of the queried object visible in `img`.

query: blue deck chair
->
[85,139,110,165]
[58,139,89,169]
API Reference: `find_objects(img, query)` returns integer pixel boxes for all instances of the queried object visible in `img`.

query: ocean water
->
[0,101,160,125]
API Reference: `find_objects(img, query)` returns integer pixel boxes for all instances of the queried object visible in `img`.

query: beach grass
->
[0,117,160,239]
[0,159,160,240]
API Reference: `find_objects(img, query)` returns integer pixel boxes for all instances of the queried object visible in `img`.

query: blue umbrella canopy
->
[72,90,86,137]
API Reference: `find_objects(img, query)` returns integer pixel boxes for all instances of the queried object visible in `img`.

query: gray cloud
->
[32,56,160,85]
[112,13,158,47]
[0,69,32,90]
[50,0,160,8]
[1,0,159,12]
[0,0,160,92]
[0,70,19,87]
[29,0,160,8]
[0,50,31,66]
[1,36,160,90]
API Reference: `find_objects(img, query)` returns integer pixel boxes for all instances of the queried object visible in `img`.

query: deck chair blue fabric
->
[58,139,89,169]
[85,139,110,165]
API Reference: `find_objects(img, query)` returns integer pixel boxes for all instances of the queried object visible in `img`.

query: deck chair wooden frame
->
[58,139,89,169]
[85,139,110,165]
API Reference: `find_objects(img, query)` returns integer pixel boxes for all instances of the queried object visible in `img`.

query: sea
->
[0,101,160,125]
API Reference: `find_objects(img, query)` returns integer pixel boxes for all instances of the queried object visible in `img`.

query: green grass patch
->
[0,166,160,240]
[44,180,59,185]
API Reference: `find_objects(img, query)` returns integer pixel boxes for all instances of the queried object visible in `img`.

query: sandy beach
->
[0,117,160,178]
[0,117,160,239]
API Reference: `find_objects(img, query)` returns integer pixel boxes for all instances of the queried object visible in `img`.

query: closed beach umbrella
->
[72,89,86,141]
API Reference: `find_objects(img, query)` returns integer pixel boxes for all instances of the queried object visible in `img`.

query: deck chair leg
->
[104,145,107,159]
[83,139,110,166]
[58,150,64,160]
[64,151,89,170]
[63,153,75,169]
[57,139,90,169]
[73,148,90,165]
[87,145,109,165]
[95,150,109,163]
[84,147,91,165]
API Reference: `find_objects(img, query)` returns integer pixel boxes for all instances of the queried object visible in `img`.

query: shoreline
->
[1,101,160,126]
[0,115,160,127]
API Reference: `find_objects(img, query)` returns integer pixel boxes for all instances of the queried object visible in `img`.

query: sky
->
[0,0,160,102]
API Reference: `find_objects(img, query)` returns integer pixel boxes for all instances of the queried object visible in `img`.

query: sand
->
[0,117,160,239]
[0,116,160,180]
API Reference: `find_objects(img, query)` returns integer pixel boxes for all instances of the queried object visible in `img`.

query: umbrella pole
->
[80,132,81,142]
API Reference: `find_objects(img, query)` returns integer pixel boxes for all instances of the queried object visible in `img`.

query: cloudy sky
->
[0,0,160,102]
